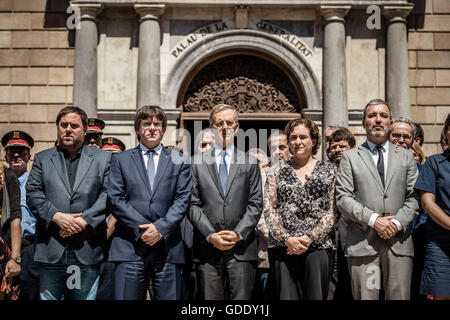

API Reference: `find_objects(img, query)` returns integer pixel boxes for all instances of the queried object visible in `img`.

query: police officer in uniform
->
[101,137,126,154]
[85,118,105,149]
[97,136,126,300]
[2,131,39,300]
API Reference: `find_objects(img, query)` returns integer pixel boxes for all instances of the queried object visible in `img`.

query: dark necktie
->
[146,149,156,191]
[375,145,385,187]
[219,149,228,194]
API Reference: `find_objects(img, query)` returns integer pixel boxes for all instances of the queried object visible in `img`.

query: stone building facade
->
[0,0,448,161]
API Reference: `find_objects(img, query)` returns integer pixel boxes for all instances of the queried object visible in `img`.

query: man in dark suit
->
[107,105,192,300]
[26,106,111,300]
[189,104,262,300]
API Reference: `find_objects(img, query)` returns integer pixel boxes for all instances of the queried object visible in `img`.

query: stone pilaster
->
[320,6,350,158]
[383,5,414,118]
[134,4,166,108]
[234,5,249,29]
[72,3,103,118]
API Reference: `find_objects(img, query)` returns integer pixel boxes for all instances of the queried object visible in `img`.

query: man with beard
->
[189,104,262,300]
[84,118,105,149]
[26,106,111,300]
[335,99,419,300]
[2,131,39,300]
[327,127,355,300]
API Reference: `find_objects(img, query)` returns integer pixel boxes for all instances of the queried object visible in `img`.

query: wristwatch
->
[9,256,21,264]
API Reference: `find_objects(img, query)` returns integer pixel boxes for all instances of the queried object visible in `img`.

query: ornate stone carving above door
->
[182,55,302,114]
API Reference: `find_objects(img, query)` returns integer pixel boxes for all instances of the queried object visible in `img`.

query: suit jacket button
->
[221,220,225,225]
[384,195,388,199]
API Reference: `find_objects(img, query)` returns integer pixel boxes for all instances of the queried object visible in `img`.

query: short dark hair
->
[412,122,424,146]
[329,127,356,148]
[284,117,321,156]
[134,105,167,141]
[363,99,391,120]
[56,106,88,131]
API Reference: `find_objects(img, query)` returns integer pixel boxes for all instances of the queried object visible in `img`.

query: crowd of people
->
[0,99,448,301]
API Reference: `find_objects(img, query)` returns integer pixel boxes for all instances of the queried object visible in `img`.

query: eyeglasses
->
[391,133,412,141]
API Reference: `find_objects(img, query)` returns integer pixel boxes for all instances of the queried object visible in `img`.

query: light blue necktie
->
[219,149,228,194]
[146,149,156,191]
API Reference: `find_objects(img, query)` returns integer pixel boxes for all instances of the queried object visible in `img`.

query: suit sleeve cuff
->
[368,213,379,228]
[206,232,214,242]
[390,218,403,231]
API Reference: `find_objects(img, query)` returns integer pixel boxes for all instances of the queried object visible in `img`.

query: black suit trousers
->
[196,251,256,300]
[268,246,332,300]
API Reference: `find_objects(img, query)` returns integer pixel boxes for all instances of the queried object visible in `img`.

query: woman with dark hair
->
[0,154,22,300]
[263,117,337,300]
[414,113,450,300]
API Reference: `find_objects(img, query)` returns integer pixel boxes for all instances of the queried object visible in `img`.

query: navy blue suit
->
[107,145,192,300]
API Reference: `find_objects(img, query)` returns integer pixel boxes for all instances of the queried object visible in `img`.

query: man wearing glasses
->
[389,117,414,150]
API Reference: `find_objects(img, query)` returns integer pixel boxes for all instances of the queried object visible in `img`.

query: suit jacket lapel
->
[206,149,225,199]
[384,142,398,191]
[50,149,71,195]
[131,147,152,195]
[150,147,170,200]
[71,146,93,195]
[358,142,384,192]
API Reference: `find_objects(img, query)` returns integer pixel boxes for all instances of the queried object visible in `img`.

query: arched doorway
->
[180,52,305,154]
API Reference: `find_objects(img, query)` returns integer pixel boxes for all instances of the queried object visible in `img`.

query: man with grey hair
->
[189,104,262,300]
[389,117,414,150]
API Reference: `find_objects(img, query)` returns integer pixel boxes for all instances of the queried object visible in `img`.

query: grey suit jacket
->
[335,141,419,257]
[189,147,262,262]
[26,145,111,265]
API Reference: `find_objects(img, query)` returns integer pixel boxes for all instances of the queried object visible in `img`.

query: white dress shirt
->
[140,142,162,174]
[366,140,402,231]
[213,143,233,174]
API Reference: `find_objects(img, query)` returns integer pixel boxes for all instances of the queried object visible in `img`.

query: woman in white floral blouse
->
[263,117,337,300]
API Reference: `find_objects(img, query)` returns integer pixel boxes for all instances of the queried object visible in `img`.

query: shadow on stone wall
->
[44,0,75,47]
[410,0,426,29]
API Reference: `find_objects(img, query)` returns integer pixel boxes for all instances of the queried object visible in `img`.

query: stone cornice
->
[319,5,351,22]
[234,5,249,12]
[134,4,166,20]
[69,1,413,9]
[382,4,414,23]
[70,2,104,20]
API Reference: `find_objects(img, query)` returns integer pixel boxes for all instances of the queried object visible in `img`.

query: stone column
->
[320,6,350,158]
[383,5,413,118]
[135,4,166,108]
[72,3,103,118]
